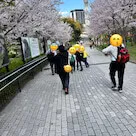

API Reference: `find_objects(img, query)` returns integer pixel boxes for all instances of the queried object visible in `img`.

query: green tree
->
[0,0,15,7]
[62,18,82,42]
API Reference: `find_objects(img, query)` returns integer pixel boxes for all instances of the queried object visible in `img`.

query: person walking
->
[83,50,89,68]
[53,45,69,94]
[46,49,57,75]
[90,41,95,49]
[69,53,76,73]
[102,44,126,93]
[75,50,83,71]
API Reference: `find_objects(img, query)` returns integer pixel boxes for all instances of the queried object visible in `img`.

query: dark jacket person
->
[53,45,69,94]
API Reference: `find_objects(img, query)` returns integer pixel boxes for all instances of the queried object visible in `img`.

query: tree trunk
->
[43,37,49,53]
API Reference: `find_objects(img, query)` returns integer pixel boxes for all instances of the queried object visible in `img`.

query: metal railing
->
[0,56,48,110]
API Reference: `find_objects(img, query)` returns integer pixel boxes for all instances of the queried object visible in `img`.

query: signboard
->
[21,37,41,61]
[21,37,31,60]
[0,34,9,68]
[29,38,40,58]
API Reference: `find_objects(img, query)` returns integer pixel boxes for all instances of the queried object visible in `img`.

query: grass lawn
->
[127,44,136,62]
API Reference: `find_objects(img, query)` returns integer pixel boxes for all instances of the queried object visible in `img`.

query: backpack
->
[117,47,130,63]
[70,55,75,63]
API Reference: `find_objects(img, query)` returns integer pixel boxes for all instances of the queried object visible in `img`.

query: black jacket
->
[75,51,83,61]
[54,50,68,74]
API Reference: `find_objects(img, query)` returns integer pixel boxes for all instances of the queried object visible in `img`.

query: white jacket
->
[102,44,125,61]
[102,45,117,61]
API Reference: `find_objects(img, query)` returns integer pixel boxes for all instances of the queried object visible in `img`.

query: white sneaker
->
[118,89,123,93]
[111,86,118,90]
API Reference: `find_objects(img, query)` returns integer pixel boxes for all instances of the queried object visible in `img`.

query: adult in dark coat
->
[46,49,57,75]
[53,45,69,94]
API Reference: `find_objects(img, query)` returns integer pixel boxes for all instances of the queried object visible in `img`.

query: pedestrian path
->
[1,47,136,136]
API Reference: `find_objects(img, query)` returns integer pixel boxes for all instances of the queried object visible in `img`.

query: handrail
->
[0,57,48,91]
[0,56,46,82]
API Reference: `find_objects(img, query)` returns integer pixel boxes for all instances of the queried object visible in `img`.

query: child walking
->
[83,50,89,67]
[69,54,76,73]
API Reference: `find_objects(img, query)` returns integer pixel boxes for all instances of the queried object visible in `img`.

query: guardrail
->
[0,56,48,110]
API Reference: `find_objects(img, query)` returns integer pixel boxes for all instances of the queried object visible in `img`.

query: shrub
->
[97,44,108,50]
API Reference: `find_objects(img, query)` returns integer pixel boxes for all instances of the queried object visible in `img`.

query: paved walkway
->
[1,47,136,136]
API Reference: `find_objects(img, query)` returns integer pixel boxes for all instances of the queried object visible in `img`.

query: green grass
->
[70,40,76,45]
[127,42,136,62]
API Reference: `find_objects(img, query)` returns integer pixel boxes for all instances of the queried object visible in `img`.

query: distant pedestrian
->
[53,45,69,94]
[102,44,126,93]
[83,50,89,67]
[80,41,83,45]
[75,50,83,71]
[90,41,95,49]
[46,49,57,75]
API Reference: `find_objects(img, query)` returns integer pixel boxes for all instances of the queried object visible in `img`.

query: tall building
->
[70,9,85,24]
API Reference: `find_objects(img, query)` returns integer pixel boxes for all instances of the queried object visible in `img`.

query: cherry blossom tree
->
[87,0,136,44]
[0,0,72,43]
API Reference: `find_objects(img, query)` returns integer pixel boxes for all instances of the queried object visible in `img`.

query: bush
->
[97,44,108,50]
[69,40,76,45]
[8,50,16,58]
[7,43,19,58]
[0,57,24,76]
[127,42,136,61]
[9,58,24,71]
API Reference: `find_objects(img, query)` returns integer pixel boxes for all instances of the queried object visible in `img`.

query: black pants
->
[118,63,125,89]
[109,61,125,89]
[83,58,89,67]
[70,61,75,72]
[59,72,69,89]
[50,62,56,74]
[76,60,83,70]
